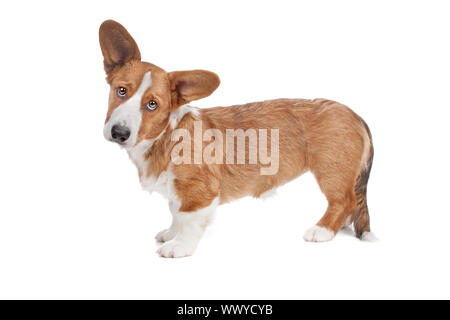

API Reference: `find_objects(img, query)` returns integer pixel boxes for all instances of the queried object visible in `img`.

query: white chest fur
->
[140,166,176,200]
[127,139,178,203]
[125,105,198,203]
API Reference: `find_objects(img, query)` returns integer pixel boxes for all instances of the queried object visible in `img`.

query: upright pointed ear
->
[168,70,220,110]
[99,20,141,74]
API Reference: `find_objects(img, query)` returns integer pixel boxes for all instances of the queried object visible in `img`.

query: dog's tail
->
[352,118,376,241]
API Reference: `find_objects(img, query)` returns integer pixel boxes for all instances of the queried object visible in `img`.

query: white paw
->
[361,231,377,242]
[155,228,177,243]
[157,240,196,258]
[303,225,335,242]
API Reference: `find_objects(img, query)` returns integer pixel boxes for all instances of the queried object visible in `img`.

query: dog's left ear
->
[168,70,220,110]
[99,20,141,74]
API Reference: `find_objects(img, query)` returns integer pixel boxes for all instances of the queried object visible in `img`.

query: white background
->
[0,0,449,299]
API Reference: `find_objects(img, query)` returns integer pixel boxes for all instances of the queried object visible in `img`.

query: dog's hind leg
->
[303,133,361,241]
[303,183,357,242]
[304,113,374,242]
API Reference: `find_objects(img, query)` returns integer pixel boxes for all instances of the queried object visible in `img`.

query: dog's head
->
[99,20,220,149]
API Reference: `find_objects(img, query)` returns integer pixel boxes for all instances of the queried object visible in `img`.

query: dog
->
[99,20,375,258]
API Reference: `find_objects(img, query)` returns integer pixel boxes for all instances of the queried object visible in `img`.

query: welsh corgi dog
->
[99,20,376,258]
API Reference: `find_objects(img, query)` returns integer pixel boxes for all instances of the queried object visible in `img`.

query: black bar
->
[0,300,439,318]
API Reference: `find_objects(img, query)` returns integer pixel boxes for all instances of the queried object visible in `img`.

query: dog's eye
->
[146,100,158,111]
[116,87,127,98]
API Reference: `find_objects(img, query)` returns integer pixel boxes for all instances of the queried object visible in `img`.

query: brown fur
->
[99,20,373,237]
[352,120,374,238]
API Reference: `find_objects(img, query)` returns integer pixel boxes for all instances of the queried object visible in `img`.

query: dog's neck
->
[127,105,199,180]
[127,127,169,180]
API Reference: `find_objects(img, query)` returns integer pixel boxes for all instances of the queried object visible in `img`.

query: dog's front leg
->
[155,201,182,243]
[157,198,218,258]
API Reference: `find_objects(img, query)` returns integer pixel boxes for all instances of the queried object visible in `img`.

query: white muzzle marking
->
[104,71,152,148]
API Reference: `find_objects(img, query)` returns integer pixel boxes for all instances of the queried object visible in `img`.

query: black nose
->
[111,124,131,143]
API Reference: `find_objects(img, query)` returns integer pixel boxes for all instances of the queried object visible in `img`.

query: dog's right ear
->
[99,20,141,74]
